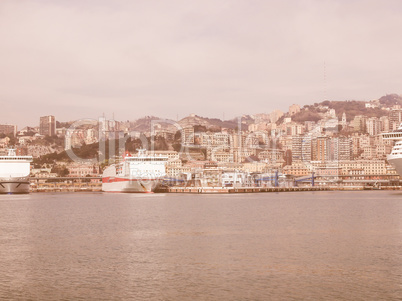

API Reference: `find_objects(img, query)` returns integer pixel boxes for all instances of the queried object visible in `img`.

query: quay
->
[29,185,402,193]
[30,177,102,192]
[157,186,330,193]
[156,185,401,193]
[31,182,102,192]
[28,177,402,193]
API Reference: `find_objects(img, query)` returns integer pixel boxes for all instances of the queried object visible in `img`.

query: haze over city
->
[1,0,402,127]
[2,2,402,300]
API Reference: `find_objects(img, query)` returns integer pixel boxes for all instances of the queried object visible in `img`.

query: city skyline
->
[1,2,402,298]
[1,0,402,127]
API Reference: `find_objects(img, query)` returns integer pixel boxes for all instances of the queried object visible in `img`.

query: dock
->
[157,185,402,193]
[31,182,102,192]
[156,186,331,193]
[28,177,401,193]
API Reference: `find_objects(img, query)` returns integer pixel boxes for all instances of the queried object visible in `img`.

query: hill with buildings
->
[320,100,388,120]
[4,92,402,185]
[287,99,391,123]
[129,116,170,132]
[178,114,252,131]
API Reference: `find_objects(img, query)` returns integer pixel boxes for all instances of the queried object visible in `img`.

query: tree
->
[172,143,182,153]
[51,166,70,177]
[174,130,182,141]
[82,175,91,183]
[193,125,207,132]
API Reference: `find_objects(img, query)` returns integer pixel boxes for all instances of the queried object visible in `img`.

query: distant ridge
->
[178,114,252,130]
[378,94,402,106]
[52,93,402,129]
[286,95,397,123]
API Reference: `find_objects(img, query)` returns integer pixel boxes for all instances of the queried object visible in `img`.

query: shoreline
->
[26,185,402,193]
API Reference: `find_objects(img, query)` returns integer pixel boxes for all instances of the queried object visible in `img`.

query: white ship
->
[0,149,33,194]
[102,149,168,193]
[383,123,402,176]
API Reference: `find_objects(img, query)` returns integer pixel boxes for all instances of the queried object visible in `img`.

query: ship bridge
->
[382,131,402,140]
[382,123,402,140]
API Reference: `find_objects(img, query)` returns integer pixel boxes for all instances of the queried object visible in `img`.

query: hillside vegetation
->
[289,100,389,123]
[321,100,388,121]
[379,94,402,106]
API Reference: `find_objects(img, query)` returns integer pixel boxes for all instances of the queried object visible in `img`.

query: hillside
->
[287,99,389,123]
[320,100,388,121]
[129,116,177,133]
[378,94,402,106]
[178,114,252,131]
[33,136,169,167]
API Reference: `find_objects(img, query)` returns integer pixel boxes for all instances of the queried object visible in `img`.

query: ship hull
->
[0,177,30,194]
[387,155,402,176]
[102,177,160,193]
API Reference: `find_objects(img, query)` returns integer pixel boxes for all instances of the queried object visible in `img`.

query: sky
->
[1,0,402,128]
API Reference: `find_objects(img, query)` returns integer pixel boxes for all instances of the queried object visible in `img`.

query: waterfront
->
[0,192,401,300]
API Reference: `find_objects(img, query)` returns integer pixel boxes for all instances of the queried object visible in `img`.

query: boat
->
[382,123,402,176]
[102,149,168,193]
[0,148,33,194]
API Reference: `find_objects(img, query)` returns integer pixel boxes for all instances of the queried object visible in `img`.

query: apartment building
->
[0,124,17,136]
[39,115,56,136]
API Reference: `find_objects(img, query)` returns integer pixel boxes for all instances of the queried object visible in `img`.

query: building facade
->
[39,115,56,136]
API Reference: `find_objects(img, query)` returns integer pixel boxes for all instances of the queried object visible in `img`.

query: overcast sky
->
[1,0,402,128]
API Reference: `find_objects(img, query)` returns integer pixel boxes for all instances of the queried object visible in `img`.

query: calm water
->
[0,191,401,300]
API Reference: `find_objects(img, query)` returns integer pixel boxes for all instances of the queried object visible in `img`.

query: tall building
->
[331,137,352,161]
[286,123,304,136]
[65,130,72,150]
[39,115,56,136]
[291,136,303,162]
[379,116,390,133]
[338,137,353,161]
[353,115,367,133]
[291,136,312,163]
[301,136,312,162]
[312,137,330,162]
[0,124,17,136]
[182,127,194,145]
[351,134,360,157]
[366,117,381,136]
[389,109,402,130]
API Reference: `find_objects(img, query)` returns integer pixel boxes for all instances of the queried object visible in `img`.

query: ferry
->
[382,123,402,176]
[102,149,168,193]
[0,149,33,194]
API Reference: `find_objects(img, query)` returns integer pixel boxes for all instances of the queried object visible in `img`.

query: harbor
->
[3,122,402,194]
[159,185,400,193]
[28,176,402,193]
[29,186,401,193]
